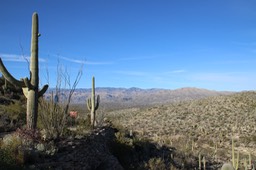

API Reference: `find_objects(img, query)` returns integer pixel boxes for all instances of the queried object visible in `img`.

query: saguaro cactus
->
[87,76,100,128]
[0,12,48,130]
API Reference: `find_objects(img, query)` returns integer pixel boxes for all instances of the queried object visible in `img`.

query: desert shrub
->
[38,96,68,140]
[0,130,58,169]
[0,100,26,132]
[0,149,18,169]
[0,75,23,98]
[76,114,92,130]
[0,134,24,168]
[38,62,83,140]
[109,132,135,169]
[145,157,166,170]
[108,123,174,169]
[2,101,26,120]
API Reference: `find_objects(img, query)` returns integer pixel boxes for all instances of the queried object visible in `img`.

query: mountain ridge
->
[45,87,235,109]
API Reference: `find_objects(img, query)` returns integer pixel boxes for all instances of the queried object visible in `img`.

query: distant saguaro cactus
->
[87,76,100,128]
[0,12,48,130]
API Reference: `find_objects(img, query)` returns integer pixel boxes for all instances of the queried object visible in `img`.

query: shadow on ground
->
[25,124,222,170]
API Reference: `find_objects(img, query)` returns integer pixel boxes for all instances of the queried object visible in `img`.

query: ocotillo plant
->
[87,76,100,128]
[0,12,48,130]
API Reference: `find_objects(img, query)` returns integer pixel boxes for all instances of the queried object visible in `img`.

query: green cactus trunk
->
[27,12,39,129]
[0,12,48,130]
[87,76,100,128]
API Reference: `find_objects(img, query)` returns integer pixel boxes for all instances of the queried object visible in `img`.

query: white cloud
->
[56,55,112,65]
[58,56,86,64]
[0,53,46,62]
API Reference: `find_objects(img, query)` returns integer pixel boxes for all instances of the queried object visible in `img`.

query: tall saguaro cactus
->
[87,76,100,128]
[0,12,48,130]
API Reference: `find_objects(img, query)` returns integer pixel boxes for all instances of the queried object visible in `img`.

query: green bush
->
[0,134,24,168]
[146,157,166,170]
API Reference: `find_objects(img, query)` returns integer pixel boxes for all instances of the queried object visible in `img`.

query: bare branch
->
[39,59,83,140]
[19,41,30,73]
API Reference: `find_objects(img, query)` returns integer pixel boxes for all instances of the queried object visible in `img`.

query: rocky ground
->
[26,126,124,170]
[25,124,224,170]
[1,123,224,170]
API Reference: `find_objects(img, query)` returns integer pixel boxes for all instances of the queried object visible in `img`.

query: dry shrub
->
[146,157,166,170]
[0,133,24,168]
[38,61,83,140]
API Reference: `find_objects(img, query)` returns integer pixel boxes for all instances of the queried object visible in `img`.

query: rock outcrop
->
[30,126,123,170]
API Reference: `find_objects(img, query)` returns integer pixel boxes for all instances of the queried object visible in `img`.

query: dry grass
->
[107,91,256,167]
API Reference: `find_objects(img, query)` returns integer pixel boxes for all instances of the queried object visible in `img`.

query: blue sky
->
[0,0,256,91]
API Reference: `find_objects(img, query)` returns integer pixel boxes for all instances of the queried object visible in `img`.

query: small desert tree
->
[38,62,83,140]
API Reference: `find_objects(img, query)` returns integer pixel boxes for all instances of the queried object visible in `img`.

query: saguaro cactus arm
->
[87,98,92,110]
[87,95,100,111]
[0,58,27,87]
[39,84,49,97]
[23,77,33,89]
[95,95,100,110]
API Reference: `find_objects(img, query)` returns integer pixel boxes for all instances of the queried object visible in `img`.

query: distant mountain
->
[45,87,234,109]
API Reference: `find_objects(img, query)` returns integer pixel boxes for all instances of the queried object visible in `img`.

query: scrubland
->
[107,91,256,168]
[0,88,256,169]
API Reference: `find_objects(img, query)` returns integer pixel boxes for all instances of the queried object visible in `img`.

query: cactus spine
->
[87,76,100,128]
[0,12,48,130]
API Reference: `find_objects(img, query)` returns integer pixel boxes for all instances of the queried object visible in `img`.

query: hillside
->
[107,91,256,165]
[0,89,255,169]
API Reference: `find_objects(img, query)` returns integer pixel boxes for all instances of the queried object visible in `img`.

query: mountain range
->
[45,87,234,110]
